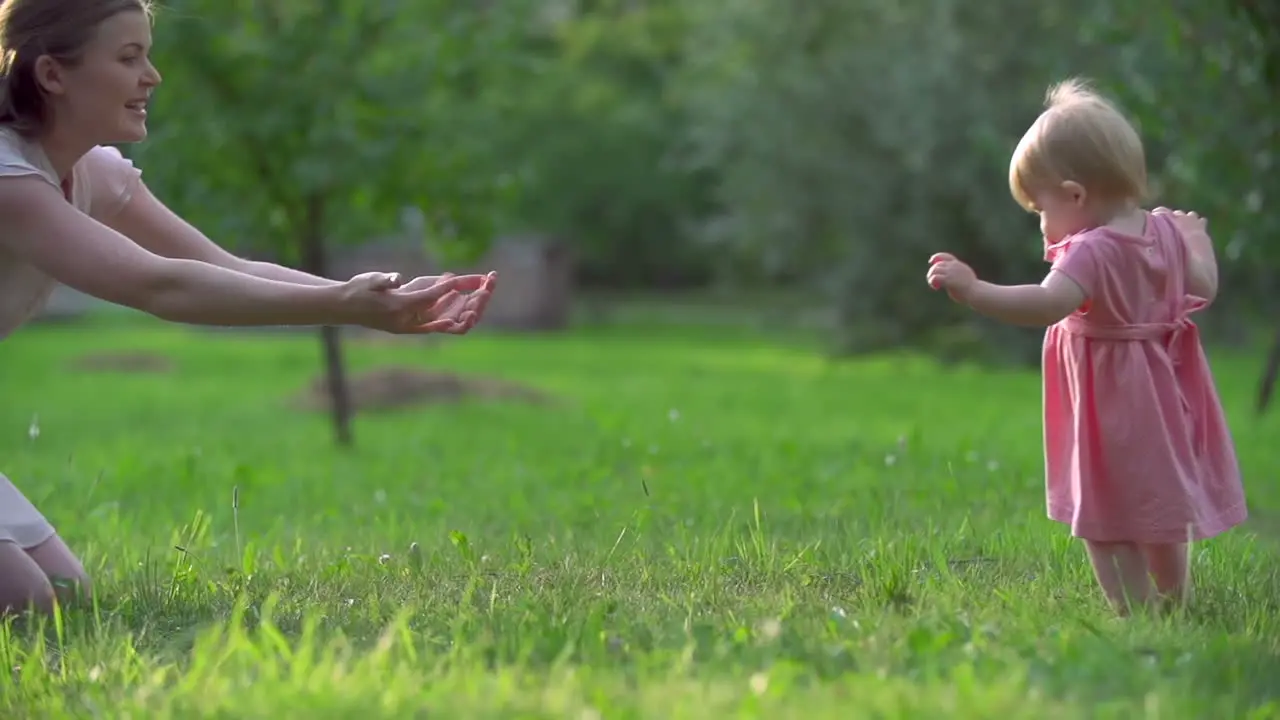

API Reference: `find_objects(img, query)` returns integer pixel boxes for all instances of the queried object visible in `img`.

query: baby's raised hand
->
[1154,207,1213,258]
[1154,206,1208,236]
[926,253,977,302]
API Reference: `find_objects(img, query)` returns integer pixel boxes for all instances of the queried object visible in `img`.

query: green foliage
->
[479,0,718,287]
[134,0,523,264]
[1093,3,1276,290]
[678,1,1077,357]
[127,0,1280,354]
[3,318,1280,714]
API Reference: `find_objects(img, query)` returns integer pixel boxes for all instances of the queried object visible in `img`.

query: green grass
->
[2,312,1280,718]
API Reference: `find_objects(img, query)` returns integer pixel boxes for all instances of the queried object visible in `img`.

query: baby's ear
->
[1060,180,1087,206]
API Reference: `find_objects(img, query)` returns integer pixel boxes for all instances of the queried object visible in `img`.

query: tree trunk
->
[298,193,355,447]
[1233,1,1279,413]
[1257,326,1280,415]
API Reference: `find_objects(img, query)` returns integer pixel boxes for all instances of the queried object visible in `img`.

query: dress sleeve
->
[0,133,57,187]
[1047,231,1104,299]
[81,145,143,222]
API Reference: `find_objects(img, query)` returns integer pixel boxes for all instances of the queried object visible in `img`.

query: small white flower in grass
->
[884,454,897,467]
[378,554,391,565]
[986,460,999,472]
[374,490,387,504]
[27,415,39,441]
[750,671,769,696]
[758,618,782,641]
[668,408,680,422]
[830,606,847,620]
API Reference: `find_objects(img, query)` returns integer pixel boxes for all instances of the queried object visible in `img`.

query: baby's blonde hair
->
[1008,77,1148,212]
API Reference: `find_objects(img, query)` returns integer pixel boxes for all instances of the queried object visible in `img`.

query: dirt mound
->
[70,351,174,374]
[292,365,554,413]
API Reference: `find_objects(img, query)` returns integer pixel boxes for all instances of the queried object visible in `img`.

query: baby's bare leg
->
[1140,542,1190,611]
[1085,540,1153,616]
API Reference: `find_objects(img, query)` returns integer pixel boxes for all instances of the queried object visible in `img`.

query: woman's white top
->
[0,126,142,339]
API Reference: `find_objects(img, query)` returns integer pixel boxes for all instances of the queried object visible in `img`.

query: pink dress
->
[1041,211,1247,544]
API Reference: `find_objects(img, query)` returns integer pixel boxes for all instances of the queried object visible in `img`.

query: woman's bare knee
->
[24,535,91,605]
[0,541,58,616]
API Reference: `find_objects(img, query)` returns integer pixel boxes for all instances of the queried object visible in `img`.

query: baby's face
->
[1032,183,1092,245]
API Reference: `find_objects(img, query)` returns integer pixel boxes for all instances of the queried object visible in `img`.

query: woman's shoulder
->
[75,144,139,180]
[74,145,143,220]
[0,126,58,188]
[0,127,143,218]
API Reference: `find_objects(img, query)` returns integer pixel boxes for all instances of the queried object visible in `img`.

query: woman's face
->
[38,9,162,144]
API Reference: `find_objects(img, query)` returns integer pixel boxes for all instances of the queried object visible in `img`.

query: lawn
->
[1,311,1279,718]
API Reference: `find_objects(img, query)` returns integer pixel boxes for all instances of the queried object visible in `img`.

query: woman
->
[0,0,498,615]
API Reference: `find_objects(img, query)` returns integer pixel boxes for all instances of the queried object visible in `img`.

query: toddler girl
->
[925,78,1247,615]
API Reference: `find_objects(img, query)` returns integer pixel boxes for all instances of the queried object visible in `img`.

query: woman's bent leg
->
[0,541,56,616]
[0,473,89,613]
[25,534,91,607]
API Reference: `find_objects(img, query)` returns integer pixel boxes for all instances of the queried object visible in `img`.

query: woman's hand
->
[396,271,498,334]
[340,272,493,334]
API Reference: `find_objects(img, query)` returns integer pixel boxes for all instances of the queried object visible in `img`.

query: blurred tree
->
[477,0,718,289]
[677,0,1276,364]
[1098,1,1278,409]
[131,0,1280,373]
[677,0,1094,363]
[1217,1,1280,412]
[134,0,523,447]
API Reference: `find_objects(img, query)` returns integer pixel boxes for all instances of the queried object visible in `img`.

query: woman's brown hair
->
[0,0,152,136]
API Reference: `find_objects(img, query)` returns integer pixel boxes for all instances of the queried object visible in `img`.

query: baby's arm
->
[961,271,1086,327]
[1181,219,1218,302]
[1156,208,1217,302]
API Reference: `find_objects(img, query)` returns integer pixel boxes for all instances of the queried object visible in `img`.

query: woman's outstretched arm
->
[103,180,344,286]
[0,175,479,331]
